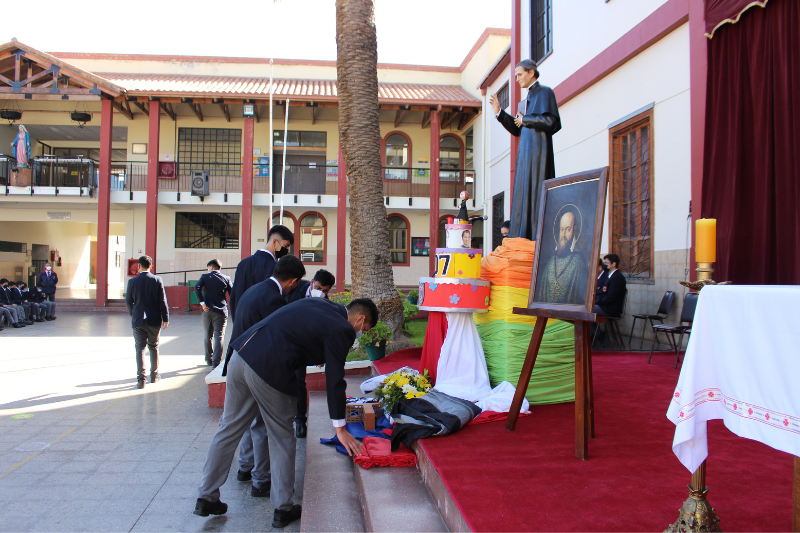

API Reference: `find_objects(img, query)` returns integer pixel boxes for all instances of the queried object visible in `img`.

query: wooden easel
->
[505,306,604,461]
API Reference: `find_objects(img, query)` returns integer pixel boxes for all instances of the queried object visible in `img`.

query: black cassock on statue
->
[497,81,561,240]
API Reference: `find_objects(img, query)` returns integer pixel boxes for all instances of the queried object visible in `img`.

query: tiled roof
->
[95,73,481,106]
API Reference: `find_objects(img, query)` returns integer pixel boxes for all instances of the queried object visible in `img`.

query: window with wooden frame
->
[497,82,510,111]
[609,109,653,279]
[531,0,553,64]
[299,213,325,263]
[388,215,409,265]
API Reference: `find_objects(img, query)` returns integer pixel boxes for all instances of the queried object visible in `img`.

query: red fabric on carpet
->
[469,410,531,425]
[418,352,794,532]
[418,311,448,383]
[373,347,422,376]
[354,436,416,469]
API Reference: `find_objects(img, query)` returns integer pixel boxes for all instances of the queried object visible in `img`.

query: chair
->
[592,289,628,349]
[648,292,699,367]
[629,291,676,348]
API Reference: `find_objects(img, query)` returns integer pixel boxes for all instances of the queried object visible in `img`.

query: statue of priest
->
[490,59,561,241]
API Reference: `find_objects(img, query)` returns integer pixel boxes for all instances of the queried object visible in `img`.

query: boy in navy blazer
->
[125,255,169,389]
[195,259,232,367]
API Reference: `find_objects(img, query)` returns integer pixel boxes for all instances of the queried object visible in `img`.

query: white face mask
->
[46,266,52,271]
[310,289,325,298]
[355,317,365,339]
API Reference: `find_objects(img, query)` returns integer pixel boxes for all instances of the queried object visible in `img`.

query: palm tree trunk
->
[336,0,413,351]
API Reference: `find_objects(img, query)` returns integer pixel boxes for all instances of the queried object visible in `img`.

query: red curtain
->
[705,0,768,37]
[701,0,800,284]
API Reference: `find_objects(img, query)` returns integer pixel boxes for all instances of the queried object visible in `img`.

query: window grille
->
[497,82,510,111]
[177,128,242,177]
[388,216,408,264]
[175,212,239,249]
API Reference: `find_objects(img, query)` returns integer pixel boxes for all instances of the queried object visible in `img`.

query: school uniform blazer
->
[194,270,233,317]
[9,288,25,304]
[222,278,286,375]
[125,271,169,328]
[0,288,13,306]
[229,250,276,321]
[595,271,627,318]
[37,271,58,294]
[230,298,356,421]
[30,289,46,304]
[286,280,311,303]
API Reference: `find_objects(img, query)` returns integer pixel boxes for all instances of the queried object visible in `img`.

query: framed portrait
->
[527,167,608,314]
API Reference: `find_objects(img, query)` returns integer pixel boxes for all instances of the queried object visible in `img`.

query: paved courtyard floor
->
[0,312,305,532]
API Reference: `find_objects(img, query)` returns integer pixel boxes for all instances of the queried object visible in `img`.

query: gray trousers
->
[237,414,271,490]
[45,293,55,302]
[21,302,36,319]
[38,301,56,317]
[0,307,16,325]
[198,351,296,511]
[5,306,25,323]
[133,324,161,379]
[202,311,227,366]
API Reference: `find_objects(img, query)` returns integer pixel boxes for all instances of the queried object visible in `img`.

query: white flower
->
[401,384,414,394]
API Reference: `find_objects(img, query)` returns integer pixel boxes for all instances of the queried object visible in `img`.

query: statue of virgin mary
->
[11,125,31,168]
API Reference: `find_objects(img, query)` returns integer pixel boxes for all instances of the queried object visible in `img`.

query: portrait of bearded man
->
[534,206,590,305]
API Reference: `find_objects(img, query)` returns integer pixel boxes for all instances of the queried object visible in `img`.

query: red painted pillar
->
[241,117,255,259]
[688,0,707,281]
[509,0,522,206]
[336,147,347,293]
[145,101,160,271]
[428,109,441,276]
[95,99,113,308]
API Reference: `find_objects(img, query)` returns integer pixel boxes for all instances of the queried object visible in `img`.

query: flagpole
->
[269,59,274,224]
[281,99,289,220]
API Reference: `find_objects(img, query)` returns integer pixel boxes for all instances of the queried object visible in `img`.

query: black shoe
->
[205,359,212,366]
[24,321,34,325]
[34,318,45,323]
[50,316,57,320]
[45,317,54,321]
[150,372,160,383]
[236,470,252,482]
[272,505,301,528]
[12,323,23,328]
[193,498,228,517]
[251,484,270,497]
[137,379,145,389]
[295,420,307,439]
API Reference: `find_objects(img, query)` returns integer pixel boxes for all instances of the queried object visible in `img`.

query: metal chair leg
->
[674,331,686,368]
[629,317,638,347]
[591,323,600,347]
[641,318,649,349]
[648,332,658,364]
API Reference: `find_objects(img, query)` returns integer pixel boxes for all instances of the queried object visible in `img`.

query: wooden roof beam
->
[190,103,203,122]
[133,101,149,115]
[112,101,133,120]
[457,112,476,131]
[394,109,406,128]
[219,103,230,122]
[311,106,316,125]
[253,103,260,123]
[421,111,431,129]
[442,111,460,129]
[161,102,176,121]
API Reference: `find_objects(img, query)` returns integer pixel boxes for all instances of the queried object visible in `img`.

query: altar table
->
[665,285,800,528]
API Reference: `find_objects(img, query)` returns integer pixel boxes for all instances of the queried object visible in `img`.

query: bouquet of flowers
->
[373,367,432,414]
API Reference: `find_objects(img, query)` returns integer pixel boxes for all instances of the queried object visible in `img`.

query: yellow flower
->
[405,391,415,399]
[396,377,410,387]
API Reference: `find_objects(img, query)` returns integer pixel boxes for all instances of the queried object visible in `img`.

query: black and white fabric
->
[390,390,481,451]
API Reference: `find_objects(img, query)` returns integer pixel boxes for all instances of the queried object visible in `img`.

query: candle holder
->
[696,262,714,282]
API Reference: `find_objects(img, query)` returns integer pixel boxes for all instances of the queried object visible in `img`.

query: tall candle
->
[695,218,716,263]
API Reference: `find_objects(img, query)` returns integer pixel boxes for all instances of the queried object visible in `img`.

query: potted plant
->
[407,289,419,305]
[358,320,393,361]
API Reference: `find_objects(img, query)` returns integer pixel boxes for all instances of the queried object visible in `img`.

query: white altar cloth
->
[666,285,800,473]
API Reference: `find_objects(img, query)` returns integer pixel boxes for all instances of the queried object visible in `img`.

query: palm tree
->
[336,0,413,350]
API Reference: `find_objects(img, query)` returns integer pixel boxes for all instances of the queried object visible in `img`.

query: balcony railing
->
[382,167,475,199]
[0,158,476,202]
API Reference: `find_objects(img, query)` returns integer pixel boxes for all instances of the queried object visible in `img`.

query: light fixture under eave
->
[70,111,92,128]
[242,104,255,118]
[1,110,22,124]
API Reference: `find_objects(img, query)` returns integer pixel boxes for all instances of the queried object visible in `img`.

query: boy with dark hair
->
[32,283,57,320]
[195,259,233,367]
[126,255,169,389]
[1,279,31,325]
[16,282,43,322]
[195,296,377,528]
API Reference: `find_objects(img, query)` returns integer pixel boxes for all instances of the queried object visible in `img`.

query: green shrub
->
[357,320,393,348]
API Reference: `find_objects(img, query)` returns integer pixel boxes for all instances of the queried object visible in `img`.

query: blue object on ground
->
[320,416,392,454]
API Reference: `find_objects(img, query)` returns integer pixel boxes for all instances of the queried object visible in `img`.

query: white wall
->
[553,23,691,253]
[530,0,671,87]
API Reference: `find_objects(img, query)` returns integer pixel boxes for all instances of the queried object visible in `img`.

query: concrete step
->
[300,375,448,533]
[49,298,128,313]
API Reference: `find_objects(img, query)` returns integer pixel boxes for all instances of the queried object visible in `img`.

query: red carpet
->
[380,349,794,531]
[375,347,423,375]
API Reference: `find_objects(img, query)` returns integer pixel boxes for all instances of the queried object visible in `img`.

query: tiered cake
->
[418,221,490,313]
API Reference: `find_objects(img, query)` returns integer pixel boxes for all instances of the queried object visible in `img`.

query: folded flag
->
[354,437,416,470]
